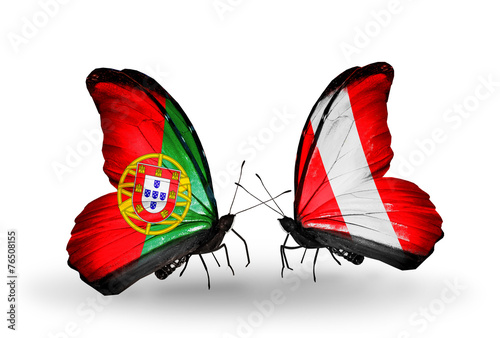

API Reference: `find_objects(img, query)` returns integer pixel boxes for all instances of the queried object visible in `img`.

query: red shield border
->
[132,163,181,223]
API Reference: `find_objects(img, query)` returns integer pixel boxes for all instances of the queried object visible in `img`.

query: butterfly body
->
[67,69,246,294]
[279,217,324,249]
[282,215,428,270]
[154,214,236,282]
[193,214,235,254]
[279,216,364,271]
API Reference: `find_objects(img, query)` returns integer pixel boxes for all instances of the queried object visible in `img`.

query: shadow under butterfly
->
[246,62,444,281]
[66,68,286,295]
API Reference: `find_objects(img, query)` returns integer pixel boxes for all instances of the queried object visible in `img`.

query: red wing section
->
[295,66,359,190]
[295,63,443,269]
[67,192,212,294]
[373,178,443,257]
[67,193,147,293]
[120,69,214,189]
[86,70,166,188]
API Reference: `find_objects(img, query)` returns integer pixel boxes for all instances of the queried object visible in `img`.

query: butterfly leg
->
[280,246,287,278]
[300,248,308,263]
[179,255,191,277]
[232,229,250,267]
[212,252,221,267]
[199,254,211,290]
[327,248,341,266]
[282,234,294,271]
[214,244,235,276]
[281,244,304,278]
[312,248,319,282]
[280,234,292,277]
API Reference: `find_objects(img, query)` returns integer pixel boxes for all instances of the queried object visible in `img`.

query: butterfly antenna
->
[228,161,245,214]
[255,173,285,216]
[234,189,291,215]
[233,183,290,215]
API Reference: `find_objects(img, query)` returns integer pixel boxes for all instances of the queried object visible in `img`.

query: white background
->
[1,1,499,337]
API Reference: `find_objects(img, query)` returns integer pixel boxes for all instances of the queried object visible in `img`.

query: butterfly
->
[66,68,256,295]
[264,62,443,280]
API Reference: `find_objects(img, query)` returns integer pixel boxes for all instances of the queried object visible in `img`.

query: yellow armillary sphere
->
[117,153,192,236]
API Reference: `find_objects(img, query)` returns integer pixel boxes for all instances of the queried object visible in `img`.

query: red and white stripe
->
[296,64,442,258]
[314,88,401,249]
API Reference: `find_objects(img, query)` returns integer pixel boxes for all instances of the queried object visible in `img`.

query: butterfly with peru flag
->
[66,68,258,295]
[258,62,443,280]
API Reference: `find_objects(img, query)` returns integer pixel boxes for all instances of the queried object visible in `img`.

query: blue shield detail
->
[154,180,160,189]
[160,192,166,201]
[150,201,157,210]
[152,191,159,199]
[144,189,151,198]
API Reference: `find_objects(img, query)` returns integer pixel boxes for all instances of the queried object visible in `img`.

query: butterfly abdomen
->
[154,256,188,280]
[329,247,364,265]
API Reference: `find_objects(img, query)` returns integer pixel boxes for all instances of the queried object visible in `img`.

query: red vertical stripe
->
[298,123,350,237]
[296,121,315,186]
[347,75,408,251]
[89,81,166,188]
[369,178,443,255]
[348,75,442,255]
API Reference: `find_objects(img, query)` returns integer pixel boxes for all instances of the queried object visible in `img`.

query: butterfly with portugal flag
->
[249,62,443,281]
[66,68,282,295]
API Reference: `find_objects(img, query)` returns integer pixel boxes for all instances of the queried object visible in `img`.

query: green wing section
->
[121,69,216,207]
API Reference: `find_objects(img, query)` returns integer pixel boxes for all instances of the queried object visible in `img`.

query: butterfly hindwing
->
[67,193,212,294]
